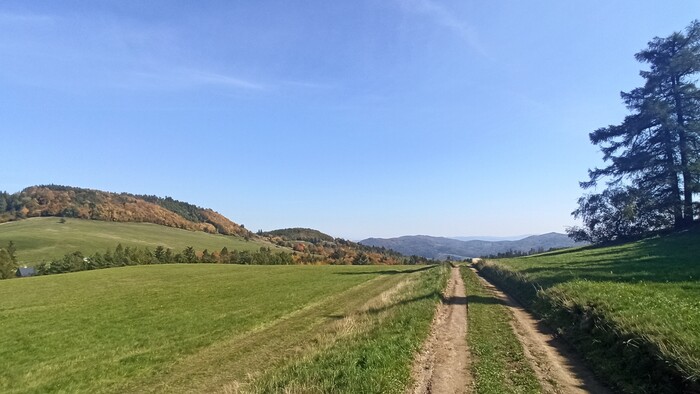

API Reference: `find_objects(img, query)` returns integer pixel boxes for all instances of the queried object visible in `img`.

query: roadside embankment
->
[474,257,699,394]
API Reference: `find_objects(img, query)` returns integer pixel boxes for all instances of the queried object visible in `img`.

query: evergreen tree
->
[0,249,16,279]
[576,21,700,241]
[0,192,7,212]
[183,246,197,262]
[6,241,17,263]
[164,248,174,263]
[154,245,166,262]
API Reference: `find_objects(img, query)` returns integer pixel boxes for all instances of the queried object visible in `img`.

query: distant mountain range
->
[450,235,534,242]
[360,233,587,260]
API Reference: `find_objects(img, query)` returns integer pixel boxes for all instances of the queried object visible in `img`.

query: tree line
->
[0,242,430,278]
[569,20,700,243]
[34,244,295,275]
[480,246,560,259]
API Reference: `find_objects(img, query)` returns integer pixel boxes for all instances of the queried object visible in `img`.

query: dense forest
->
[0,185,249,236]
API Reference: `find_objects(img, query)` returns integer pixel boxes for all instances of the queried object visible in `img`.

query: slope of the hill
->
[360,233,585,259]
[0,217,280,263]
[0,185,248,236]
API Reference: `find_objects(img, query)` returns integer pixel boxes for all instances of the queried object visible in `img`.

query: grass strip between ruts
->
[461,266,541,394]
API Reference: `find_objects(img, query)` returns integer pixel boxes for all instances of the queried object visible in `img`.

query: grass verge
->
[461,266,541,394]
[474,227,700,393]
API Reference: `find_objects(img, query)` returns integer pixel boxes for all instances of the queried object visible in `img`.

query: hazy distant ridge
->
[360,233,585,259]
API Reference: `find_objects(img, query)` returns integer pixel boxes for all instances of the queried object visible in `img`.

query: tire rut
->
[471,267,610,394]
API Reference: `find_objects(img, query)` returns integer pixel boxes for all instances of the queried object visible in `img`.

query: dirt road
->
[409,266,470,394]
[409,265,608,394]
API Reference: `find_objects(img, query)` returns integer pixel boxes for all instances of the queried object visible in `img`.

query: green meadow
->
[480,227,700,391]
[0,217,281,263]
[0,264,447,393]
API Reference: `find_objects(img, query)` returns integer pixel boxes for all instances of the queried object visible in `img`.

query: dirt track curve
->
[409,265,608,394]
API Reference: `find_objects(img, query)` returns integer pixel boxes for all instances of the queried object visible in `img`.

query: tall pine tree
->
[575,21,700,241]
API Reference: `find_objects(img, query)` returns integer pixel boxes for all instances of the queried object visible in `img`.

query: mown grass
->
[0,264,442,393]
[0,217,281,263]
[250,264,448,393]
[479,226,700,393]
[460,266,540,394]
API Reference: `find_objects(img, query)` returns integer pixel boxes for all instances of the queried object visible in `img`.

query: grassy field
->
[0,217,282,263]
[460,266,540,394]
[0,264,447,393]
[478,226,700,392]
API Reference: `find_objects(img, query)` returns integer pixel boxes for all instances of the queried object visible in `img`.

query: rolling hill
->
[0,217,282,263]
[0,185,249,236]
[360,233,586,259]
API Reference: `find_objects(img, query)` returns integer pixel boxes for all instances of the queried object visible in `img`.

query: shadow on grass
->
[519,259,699,288]
[503,228,700,288]
[326,288,471,320]
[466,294,506,306]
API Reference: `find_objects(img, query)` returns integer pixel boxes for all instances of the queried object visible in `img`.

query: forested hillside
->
[0,185,249,236]
[260,227,427,265]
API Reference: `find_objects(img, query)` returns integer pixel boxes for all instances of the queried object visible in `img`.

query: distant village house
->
[16,266,36,278]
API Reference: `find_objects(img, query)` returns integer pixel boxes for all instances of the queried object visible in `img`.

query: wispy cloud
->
[127,68,266,91]
[0,11,56,24]
[280,80,337,90]
[397,0,487,57]
[186,70,266,90]
[0,9,328,96]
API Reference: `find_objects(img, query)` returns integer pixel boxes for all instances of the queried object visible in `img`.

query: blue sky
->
[1,1,697,239]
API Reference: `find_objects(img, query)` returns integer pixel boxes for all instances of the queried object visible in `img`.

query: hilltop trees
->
[0,185,251,237]
[571,21,700,242]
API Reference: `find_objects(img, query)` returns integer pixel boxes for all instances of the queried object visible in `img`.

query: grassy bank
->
[475,227,700,393]
[460,266,540,394]
[0,264,444,393]
[0,217,281,263]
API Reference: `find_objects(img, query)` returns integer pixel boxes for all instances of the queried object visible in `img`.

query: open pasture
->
[0,263,446,393]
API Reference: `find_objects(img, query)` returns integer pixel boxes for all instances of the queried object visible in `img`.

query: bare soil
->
[409,266,471,394]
